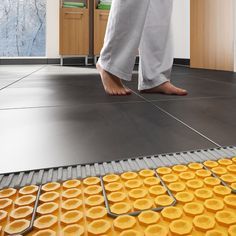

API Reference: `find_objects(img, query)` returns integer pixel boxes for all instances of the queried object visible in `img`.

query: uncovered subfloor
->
[0,152,236,236]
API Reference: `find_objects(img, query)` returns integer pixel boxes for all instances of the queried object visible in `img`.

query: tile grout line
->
[131,89,222,148]
[0,65,47,91]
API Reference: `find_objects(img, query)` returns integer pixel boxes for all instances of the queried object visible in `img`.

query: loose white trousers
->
[98,0,174,90]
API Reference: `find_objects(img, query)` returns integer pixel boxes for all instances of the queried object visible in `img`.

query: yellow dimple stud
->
[19,185,38,195]
[62,224,84,236]
[0,210,8,222]
[84,185,102,195]
[128,188,148,200]
[229,225,236,236]
[37,202,59,215]
[172,165,188,173]
[206,230,227,236]
[175,192,194,204]
[179,171,195,181]
[149,185,167,197]
[120,229,144,236]
[224,195,236,208]
[0,188,16,199]
[233,157,236,163]
[125,179,143,189]
[161,207,183,221]
[204,160,218,168]
[193,215,216,231]
[143,177,160,187]
[62,179,81,189]
[215,211,236,226]
[86,206,107,220]
[83,177,100,186]
[138,210,160,225]
[87,219,111,235]
[183,202,204,216]
[162,174,179,183]
[195,188,213,200]
[186,179,204,190]
[212,167,227,176]
[33,229,56,236]
[105,182,123,192]
[61,210,83,225]
[0,198,12,210]
[231,183,236,190]
[39,192,59,203]
[204,199,224,212]
[139,169,155,178]
[156,167,172,175]
[42,182,60,192]
[103,174,120,183]
[155,195,174,207]
[34,215,58,230]
[121,172,138,181]
[15,195,36,207]
[145,224,169,236]
[168,182,186,193]
[134,198,153,211]
[218,159,233,166]
[196,169,212,178]
[61,198,82,211]
[85,195,104,207]
[4,219,30,235]
[188,162,203,170]
[110,202,131,215]
[10,206,33,220]
[213,186,231,197]
[227,164,236,173]
[108,191,126,203]
[221,174,236,184]
[169,220,193,235]
[62,188,82,199]
[113,215,136,230]
[204,177,221,187]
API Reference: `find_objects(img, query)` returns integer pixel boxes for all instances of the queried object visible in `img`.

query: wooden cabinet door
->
[60,8,89,55]
[94,10,109,55]
[190,0,234,71]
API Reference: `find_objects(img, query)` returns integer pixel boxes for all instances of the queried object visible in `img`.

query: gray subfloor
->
[0,64,236,174]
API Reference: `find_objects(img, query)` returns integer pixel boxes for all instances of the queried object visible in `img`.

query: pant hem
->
[98,59,132,82]
[138,74,170,90]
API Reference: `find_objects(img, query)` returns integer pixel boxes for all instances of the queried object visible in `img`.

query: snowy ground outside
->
[0,0,46,57]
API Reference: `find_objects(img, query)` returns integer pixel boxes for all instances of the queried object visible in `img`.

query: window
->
[0,0,46,57]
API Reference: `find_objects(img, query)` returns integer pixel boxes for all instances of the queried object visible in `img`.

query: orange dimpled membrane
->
[0,156,236,236]
[101,169,175,216]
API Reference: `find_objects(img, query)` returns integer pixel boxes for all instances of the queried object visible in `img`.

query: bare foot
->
[140,81,188,96]
[96,63,131,96]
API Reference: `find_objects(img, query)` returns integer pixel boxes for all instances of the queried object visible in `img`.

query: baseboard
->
[0,57,190,66]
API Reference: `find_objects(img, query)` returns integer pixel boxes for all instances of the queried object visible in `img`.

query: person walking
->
[97,0,188,96]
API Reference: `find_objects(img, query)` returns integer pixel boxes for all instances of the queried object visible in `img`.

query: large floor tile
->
[0,102,215,173]
[127,72,236,101]
[154,97,236,147]
[0,74,143,109]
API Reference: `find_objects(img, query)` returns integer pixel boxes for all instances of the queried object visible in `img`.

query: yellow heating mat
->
[0,157,236,236]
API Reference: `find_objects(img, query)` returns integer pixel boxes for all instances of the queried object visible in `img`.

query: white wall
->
[46,0,190,59]
[172,0,190,59]
[46,0,60,58]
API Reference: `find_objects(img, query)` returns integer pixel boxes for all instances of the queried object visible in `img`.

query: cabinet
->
[60,0,90,64]
[190,0,235,71]
[94,0,110,56]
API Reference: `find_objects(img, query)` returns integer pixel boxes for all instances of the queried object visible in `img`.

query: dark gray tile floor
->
[0,65,235,174]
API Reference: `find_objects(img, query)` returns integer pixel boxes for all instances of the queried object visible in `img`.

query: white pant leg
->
[138,0,174,90]
[98,0,151,81]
